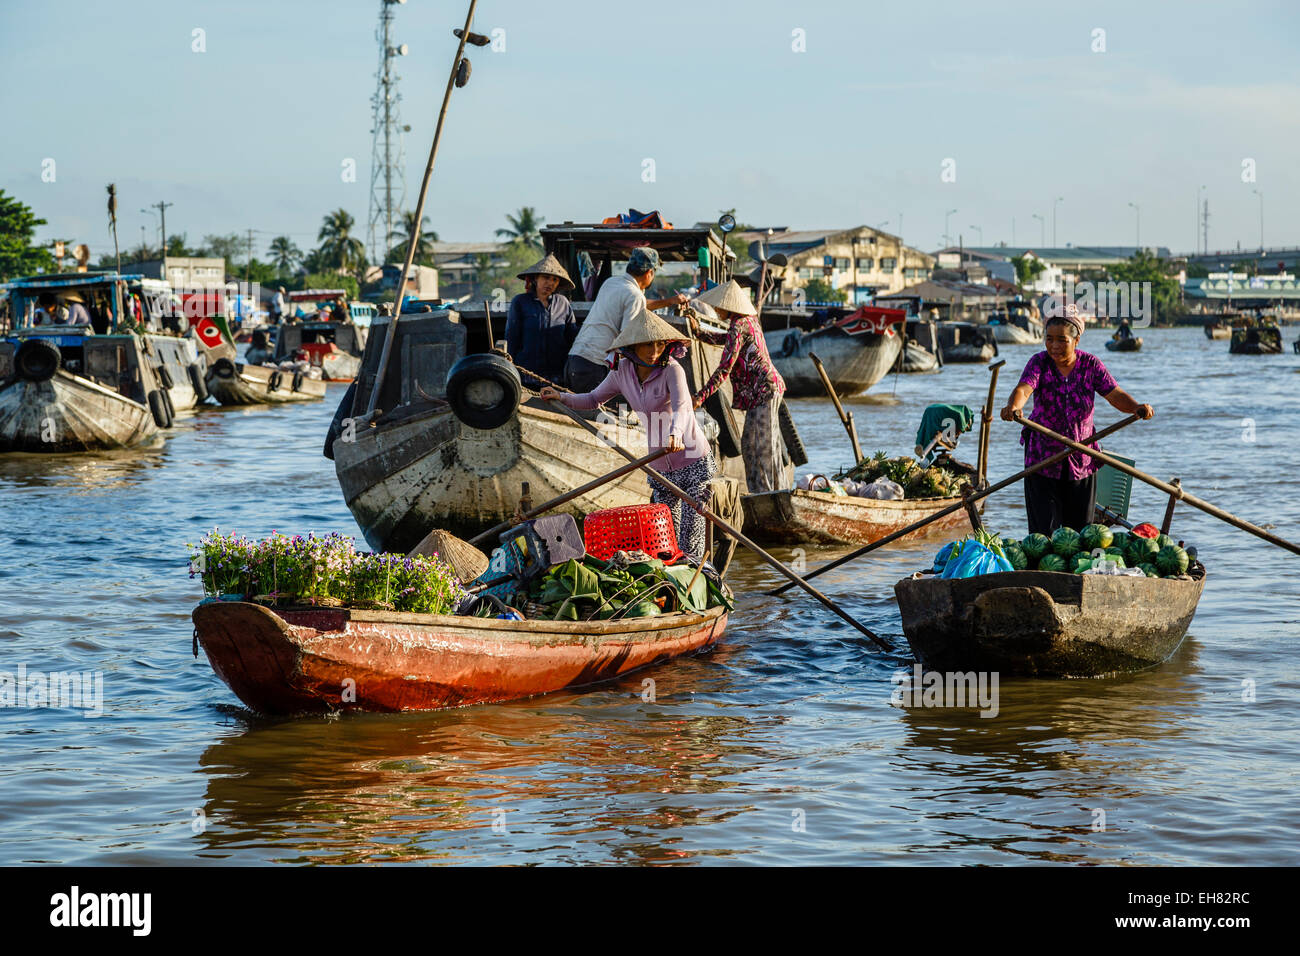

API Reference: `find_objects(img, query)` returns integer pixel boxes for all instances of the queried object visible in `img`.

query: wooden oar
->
[1014,413,1300,556]
[809,351,863,463]
[467,448,669,547]
[768,414,1141,596]
[544,398,893,651]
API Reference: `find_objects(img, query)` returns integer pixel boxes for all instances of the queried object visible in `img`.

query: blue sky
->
[3,0,1297,261]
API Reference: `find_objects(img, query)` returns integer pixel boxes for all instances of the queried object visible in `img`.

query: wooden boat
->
[937,322,997,363]
[900,318,942,373]
[0,272,200,452]
[1229,324,1282,354]
[894,568,1206,678]
[766,305,905,396]
[193,599,727,715]
[206,356,328,405]
[277,290,368,381]
[741,488,978,546]
[1204,321,1231,340]
[988,310,1043,345]
[1104,335,1143,352]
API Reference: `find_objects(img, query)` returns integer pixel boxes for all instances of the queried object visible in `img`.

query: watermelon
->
[1127,536,1160,566]
[1051,526,1081,557]
[1037,553,1067,573]
[1000,536,1020,552]
[1111,530,1131,552]
[1156,544,1189,577]
[1156,533,1174,550]
[1069,554,1093,574]
[1104,546,1125,560]
[1021,533,1051,562]
[1079,523,1114,552]
[1003,543,1029,571]
[1138,562,1159,578]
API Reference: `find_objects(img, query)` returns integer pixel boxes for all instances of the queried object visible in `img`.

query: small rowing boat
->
[894,567,1205,678]
[206,356,327,405]
[741,488,978,547]
[193,599,727,715]
[1104,336,1142,352]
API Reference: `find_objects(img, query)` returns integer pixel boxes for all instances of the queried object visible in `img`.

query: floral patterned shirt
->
[694,315,785,410]
[1017,349,1118,480]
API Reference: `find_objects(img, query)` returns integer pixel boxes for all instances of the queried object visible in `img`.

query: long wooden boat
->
[1104,336,1142,352]
[937,322,997,363]
[206,356,327,405]
[989,314,1043,345]
[193,599,728,715]
[1229,325,1282,354]
[741,487,979,546]
[894,568,1206,677]
[0,369,158,452]
[766,319,904,396]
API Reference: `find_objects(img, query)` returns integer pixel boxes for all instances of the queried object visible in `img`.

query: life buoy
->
[445,353,521,430]
[778,399,809,466]
[187,363,209,402]
[14,339,61,382]
[147,389,172,428]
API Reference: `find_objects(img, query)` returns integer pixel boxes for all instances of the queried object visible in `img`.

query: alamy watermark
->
[890,665,999,718]
[0,665,104,718]
[1044,280,1152,327]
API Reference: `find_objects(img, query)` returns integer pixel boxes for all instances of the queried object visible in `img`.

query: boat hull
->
[1104,337,1143,352]
[1204,325,1230,340]
[900,342,940,373]
[741,488,978,547]
[334,400,653,553]
[894,569,1206,677]
[766,327,903,397]
[991,323,1042,345]
[0,371,157,453]
[193,600,728,714]
[207,362,327,405]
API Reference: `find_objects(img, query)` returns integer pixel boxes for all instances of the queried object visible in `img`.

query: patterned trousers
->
[648,452,718,561]
[742,397,792,493]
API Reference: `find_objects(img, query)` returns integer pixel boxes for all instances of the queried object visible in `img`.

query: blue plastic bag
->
[940,541,1013,579]
[932,542,957,572]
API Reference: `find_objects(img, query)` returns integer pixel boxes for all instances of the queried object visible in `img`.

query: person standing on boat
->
[271,287,286,324]
[1000,303,1153,534]
[689,279,791,493]
[506,254,577,389]
[564,247,689,393]
[540,309,715,561]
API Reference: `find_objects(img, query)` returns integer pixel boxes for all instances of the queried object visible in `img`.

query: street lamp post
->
[1128,202,1140,250]
[1053,196,1064,247]
[969,225,982,244]
[944,208,957,248]
[1253,189,1263,251]
[1032,213,1044,247]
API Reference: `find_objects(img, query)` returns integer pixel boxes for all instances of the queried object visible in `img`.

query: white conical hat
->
[609,308,689,350]
[695,279,757,316]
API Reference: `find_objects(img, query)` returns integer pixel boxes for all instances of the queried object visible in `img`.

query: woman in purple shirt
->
[1000,305,1153,534]
[541,309,716,561]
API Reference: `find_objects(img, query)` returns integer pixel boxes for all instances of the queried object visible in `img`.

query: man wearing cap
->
[1001,302,1153,534]
[506,253,577,388]
[564,246,689,393]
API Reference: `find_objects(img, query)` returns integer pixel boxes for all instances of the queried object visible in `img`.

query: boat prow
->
[193,599,728,715]
[894,568,1206,677]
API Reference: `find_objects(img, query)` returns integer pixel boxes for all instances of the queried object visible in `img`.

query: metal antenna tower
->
[367,0,409,264]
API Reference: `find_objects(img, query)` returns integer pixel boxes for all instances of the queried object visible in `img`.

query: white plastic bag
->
[858,478,905,500]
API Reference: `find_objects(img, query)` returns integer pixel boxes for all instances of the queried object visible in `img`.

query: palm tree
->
[316,209,366,273]
[387,211,438,264]
[268,236,302,276]
[495,207,544,250]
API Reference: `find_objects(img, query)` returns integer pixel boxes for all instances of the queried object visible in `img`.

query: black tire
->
[211,357,236,380]
[161,386,175,423]
[778,399,809,466]
[147,389,172,428]
[704,391,742,459]
[781,330,802,358]
[323,380,358,460]
[14,339,61,382]
[446,353,521,430]
[268,371,282,392]
[155,364,175,390]
[187,363,208,402]
[291,370,304,392]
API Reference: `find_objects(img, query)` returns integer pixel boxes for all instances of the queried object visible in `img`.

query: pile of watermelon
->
[1004,524,1197,578]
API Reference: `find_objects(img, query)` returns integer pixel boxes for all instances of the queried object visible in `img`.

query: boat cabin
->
[276,289,367,365]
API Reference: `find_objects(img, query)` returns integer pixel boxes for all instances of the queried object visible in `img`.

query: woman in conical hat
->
[506,253,577,388]
[690,279,791,493]
[541,308,717,561]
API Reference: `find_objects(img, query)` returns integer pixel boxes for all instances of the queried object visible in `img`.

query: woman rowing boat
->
[1000,303,1153,534]
[541,309,715,560]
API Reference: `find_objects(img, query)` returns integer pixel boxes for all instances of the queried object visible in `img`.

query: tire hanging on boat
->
[268,370,283,392]
[14,339,61,382]
[445,353,521,430]
[148,389,172,428]
[778,399,809,466]
[211,357,236,379]
[187,363,208,402]
[291,370,304,392]
[155,363,175,390]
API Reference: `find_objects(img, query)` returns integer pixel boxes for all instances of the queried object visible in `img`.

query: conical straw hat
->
[609,308,690,350]
[516,253,574,293]
[409,527,489,583]
[695,279,756,316]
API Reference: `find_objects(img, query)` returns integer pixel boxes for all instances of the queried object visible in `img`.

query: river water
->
[2,327,1297,865]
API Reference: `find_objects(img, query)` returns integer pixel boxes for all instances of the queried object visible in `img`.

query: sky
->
[3,0,1298,263]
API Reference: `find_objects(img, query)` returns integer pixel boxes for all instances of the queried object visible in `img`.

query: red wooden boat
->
[193,600,727,715]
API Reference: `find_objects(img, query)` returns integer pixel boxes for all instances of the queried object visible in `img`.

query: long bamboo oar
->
[769,414,1141,596]
[544,398,892,650]
[467,448,668,547]
[809,351,862,463]
[1014,413,1300,556]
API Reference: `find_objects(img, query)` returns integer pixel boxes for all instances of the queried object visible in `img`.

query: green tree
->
[495,207,543,251]
[1105,249,1181,321]
[0,191,56,281]
[268,236,302,276]
[387,210,438,264]
[297,272,359,300]
[1184,262,1209,279]
[201,233,244,270]
[166,233,192,257]
[1011,254,1046,287]
[316,208,366,274]
[802,278,847,304]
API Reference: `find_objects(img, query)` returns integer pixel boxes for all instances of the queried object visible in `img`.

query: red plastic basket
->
[583,504,683,563]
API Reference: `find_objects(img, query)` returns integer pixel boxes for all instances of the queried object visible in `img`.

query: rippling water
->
[2,329,1298,865]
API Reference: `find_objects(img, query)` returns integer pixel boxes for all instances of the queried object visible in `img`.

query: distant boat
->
[988,306,1044,345]
[277,290,369,381]
[1204,320,1231,340]
[936,321,997,363]
[1229,323,1282,354]
[1105,335,1143,352]
[766,305,905,396]
[900,318,942,373]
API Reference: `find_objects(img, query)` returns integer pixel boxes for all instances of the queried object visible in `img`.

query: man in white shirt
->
[271,287,286,323]
[564,246,688,392]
